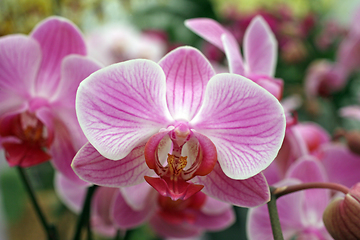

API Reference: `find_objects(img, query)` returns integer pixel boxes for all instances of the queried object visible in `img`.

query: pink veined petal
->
[286,156,330,225]
[30,16,87,98]
[159,46,215,121]
[0,35,41,115]
[91,187,119,237]
[54,173,88,213]
[243,16,277,77]
[194,206,235,231]
[111,189,156,229]
[76,59,172,160]
[149,214,201,238]
[191,73,286,179]
[71,142,152,187]
[193,163,270,207]
[51,55,102,107]
[222,34,245,75]
[247,179,305,240]
[321,143,360,188]
[120,181,153,211]
[339,105,360,121]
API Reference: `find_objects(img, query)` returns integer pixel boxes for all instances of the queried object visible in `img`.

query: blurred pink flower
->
[113,182,235,239]
[72,46,286,206]
[186,16,283,100]
[248,158,333,240]
[0,17,98,183]
[86,23,166,66]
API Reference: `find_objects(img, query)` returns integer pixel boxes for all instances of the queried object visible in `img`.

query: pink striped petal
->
[112,190,156,229]
[191,73,285,179]
[72,142,151,187]
[222,34,245,75]
[30,17,86,98]
[159,46,215,121]
[149,214,201,238]
[76,59,172,160]
[193,163,270,207]
[243,16,277,77]
[51,55,101,107]
[54,173,88,213]
[321,143,360,188]
[0,35,41,115]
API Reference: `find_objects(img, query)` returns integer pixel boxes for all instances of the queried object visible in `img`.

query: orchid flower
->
[185,16,283,100]
[0,16,100,184]
[86,23,166,66]
[72,46,286,207]
[247,157,333,240]
[112,181,235,239]
[55,173,119,237]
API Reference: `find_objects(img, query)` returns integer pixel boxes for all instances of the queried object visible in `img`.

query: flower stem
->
[73,185,98,240]
[267,187,284,240]
[16,167,58,240]
[273,182,349,198]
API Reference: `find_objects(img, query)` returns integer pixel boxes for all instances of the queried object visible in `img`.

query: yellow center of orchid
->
[167,154,188,180]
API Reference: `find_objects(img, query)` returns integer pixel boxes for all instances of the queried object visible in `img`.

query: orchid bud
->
[345,131,360,156]
[323,183,360,240]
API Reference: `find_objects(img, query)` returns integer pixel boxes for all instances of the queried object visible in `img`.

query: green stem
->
[267,187,284,240]
[114,230,121,240]
[73,185,98,240]
[16,167,58,240]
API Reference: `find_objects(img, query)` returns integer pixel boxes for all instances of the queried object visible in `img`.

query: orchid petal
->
[54,173,88,213]
[185,18,233,51]
[340,105,360,121]
[91,187,118,237]
[243,16,277,77]
[321,143,360,188]
[247,179,304,240]
[51,55,101,106]
[120,182,153,211]
[194,163,270,207]
[286,156,330,224]
[112,189,156,229]
[30,17,86,98]
[76,59,172,160]
[0,35,41,115]
[222,34,245,75]
[201,196,232,215]
[150,214,201,238]
[72,142,151,187]
[159,46,215,121]
[191,73,285,179]
[194,207,235,231]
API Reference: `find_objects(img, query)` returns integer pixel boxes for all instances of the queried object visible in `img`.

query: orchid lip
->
[144,124,217,200]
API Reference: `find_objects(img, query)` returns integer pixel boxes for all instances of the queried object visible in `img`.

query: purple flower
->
[72,46,285,206]
[0,17,99,183]
[247,157,333,240]
[185,16,283,100]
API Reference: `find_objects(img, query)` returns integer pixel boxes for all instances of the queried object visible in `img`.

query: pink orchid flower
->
[55,173,118,237]
[0,16,99,184]
[72,46,286,207]
[185,16,283,100]
[112,181,235,239]
[248,157,333,240]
